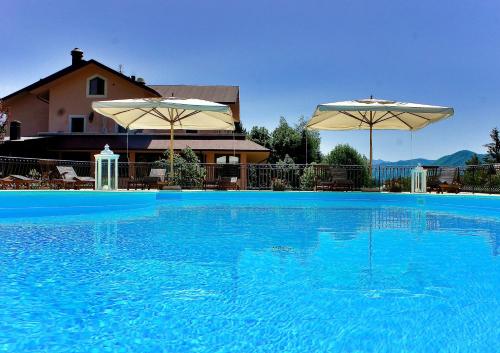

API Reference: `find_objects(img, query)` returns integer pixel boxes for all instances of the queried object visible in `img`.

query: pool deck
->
[0,189,498,197]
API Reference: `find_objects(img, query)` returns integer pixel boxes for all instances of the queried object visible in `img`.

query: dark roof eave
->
[41,134,270,152]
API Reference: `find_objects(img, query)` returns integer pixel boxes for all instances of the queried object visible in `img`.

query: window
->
[215,154,240,164]
[215,156,225,164]
[87,76,106,96]
[70,116,86,133]
[214,154,240,178]
[228,156,239,164]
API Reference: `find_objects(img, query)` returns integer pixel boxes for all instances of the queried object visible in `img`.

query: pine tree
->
[465,153,481,165]
[484,127,500,163]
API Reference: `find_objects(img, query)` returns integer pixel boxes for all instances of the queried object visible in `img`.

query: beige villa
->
[0,49,269,167]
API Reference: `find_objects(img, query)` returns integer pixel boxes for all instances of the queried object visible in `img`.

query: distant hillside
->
[374,150,486,166]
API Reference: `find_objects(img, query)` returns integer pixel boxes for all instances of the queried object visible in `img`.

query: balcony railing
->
[0,155,499,193]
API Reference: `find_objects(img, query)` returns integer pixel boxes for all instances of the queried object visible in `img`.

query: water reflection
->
[82,203,500,273]
[1,199,499,352]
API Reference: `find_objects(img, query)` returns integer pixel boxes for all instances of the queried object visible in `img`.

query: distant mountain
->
[374,150,486,167]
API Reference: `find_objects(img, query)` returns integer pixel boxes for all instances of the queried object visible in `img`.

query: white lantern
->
[411,164,427,193]
[94,144,119,190]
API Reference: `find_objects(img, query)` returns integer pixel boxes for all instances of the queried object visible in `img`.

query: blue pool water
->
[0,192,499,352]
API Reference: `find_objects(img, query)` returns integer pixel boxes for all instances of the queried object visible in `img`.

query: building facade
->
[0,49,269,168]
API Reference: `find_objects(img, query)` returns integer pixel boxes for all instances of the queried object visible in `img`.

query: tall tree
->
[323,144,369,185]
[323,144,368,166]
[484,127,500,163]
[270,117,301,163]
[247,116,321,164]
[295,117,322,164]
[234,121,247,134]
[247,126,272,149]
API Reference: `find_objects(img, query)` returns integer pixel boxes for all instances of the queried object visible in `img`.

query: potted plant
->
[272,178,287,191]
[389,180,403,193]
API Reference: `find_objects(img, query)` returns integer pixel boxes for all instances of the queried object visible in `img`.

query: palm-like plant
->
[0,100,8,135]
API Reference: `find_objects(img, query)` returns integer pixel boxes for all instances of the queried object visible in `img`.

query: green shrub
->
[300,164,317,190]
[28,169,41,180]
[323,144,370,186]
[272,178,287,191]
[389,181,403,192]
[384,177,411,192]
[154,147,205,187]
[274,154,300,188]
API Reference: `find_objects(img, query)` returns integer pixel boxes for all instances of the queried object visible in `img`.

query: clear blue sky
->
[2,0,499,161]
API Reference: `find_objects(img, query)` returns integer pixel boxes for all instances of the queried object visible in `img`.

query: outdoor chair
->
[128,168,166,190]
[203,177,220,191]
[127,176,145,190]
[55,166,95,189]
[38,160,57,182]
[0,175,41,189]
[427,167,461,193]
[218,177,240,190]
[384,178,404,192]
[316,167,353,191]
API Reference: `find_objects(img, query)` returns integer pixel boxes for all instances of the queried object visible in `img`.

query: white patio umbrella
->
[92,97,234,178]
[306,98,454,170]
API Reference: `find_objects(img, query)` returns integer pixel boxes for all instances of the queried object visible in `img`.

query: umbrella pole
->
[369,124,373,174]
[170,122,174,180]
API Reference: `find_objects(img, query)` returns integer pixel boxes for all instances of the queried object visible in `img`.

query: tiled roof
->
[149,85,239,103]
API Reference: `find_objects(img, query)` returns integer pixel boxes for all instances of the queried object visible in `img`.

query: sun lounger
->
[427,167,461,193]
[127,176,145,190]
[316,167,353,191]
[55,166,95,189]
[203,178,220,190]
[128,168,166,190]
[0,175,41,189]
[218,177,240,190]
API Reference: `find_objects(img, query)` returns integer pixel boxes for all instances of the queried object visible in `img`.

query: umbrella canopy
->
[92,97,234,178]
[306,98,454,170]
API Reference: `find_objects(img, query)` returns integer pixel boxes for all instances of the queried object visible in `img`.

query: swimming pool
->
[0,192,499,352]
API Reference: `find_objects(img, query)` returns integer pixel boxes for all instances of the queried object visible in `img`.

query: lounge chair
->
[203,177,220,191]
[55,166,95,189]
[316,167,353,191]
[218,177,240,190]
[38,159,57,182]
[427,167,460,193]
[0,175,41,189]
[127,176,144,190]
[128,168,166,190]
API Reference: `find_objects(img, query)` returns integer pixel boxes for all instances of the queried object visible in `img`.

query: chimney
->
[130,75,136,81]
[10,121,21,141]
[71,48,83,65]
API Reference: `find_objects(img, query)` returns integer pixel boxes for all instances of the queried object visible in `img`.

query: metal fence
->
[458,164,500,194]
[0,155,499,193]
[0,156,93,184]
[246,164,367,190]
